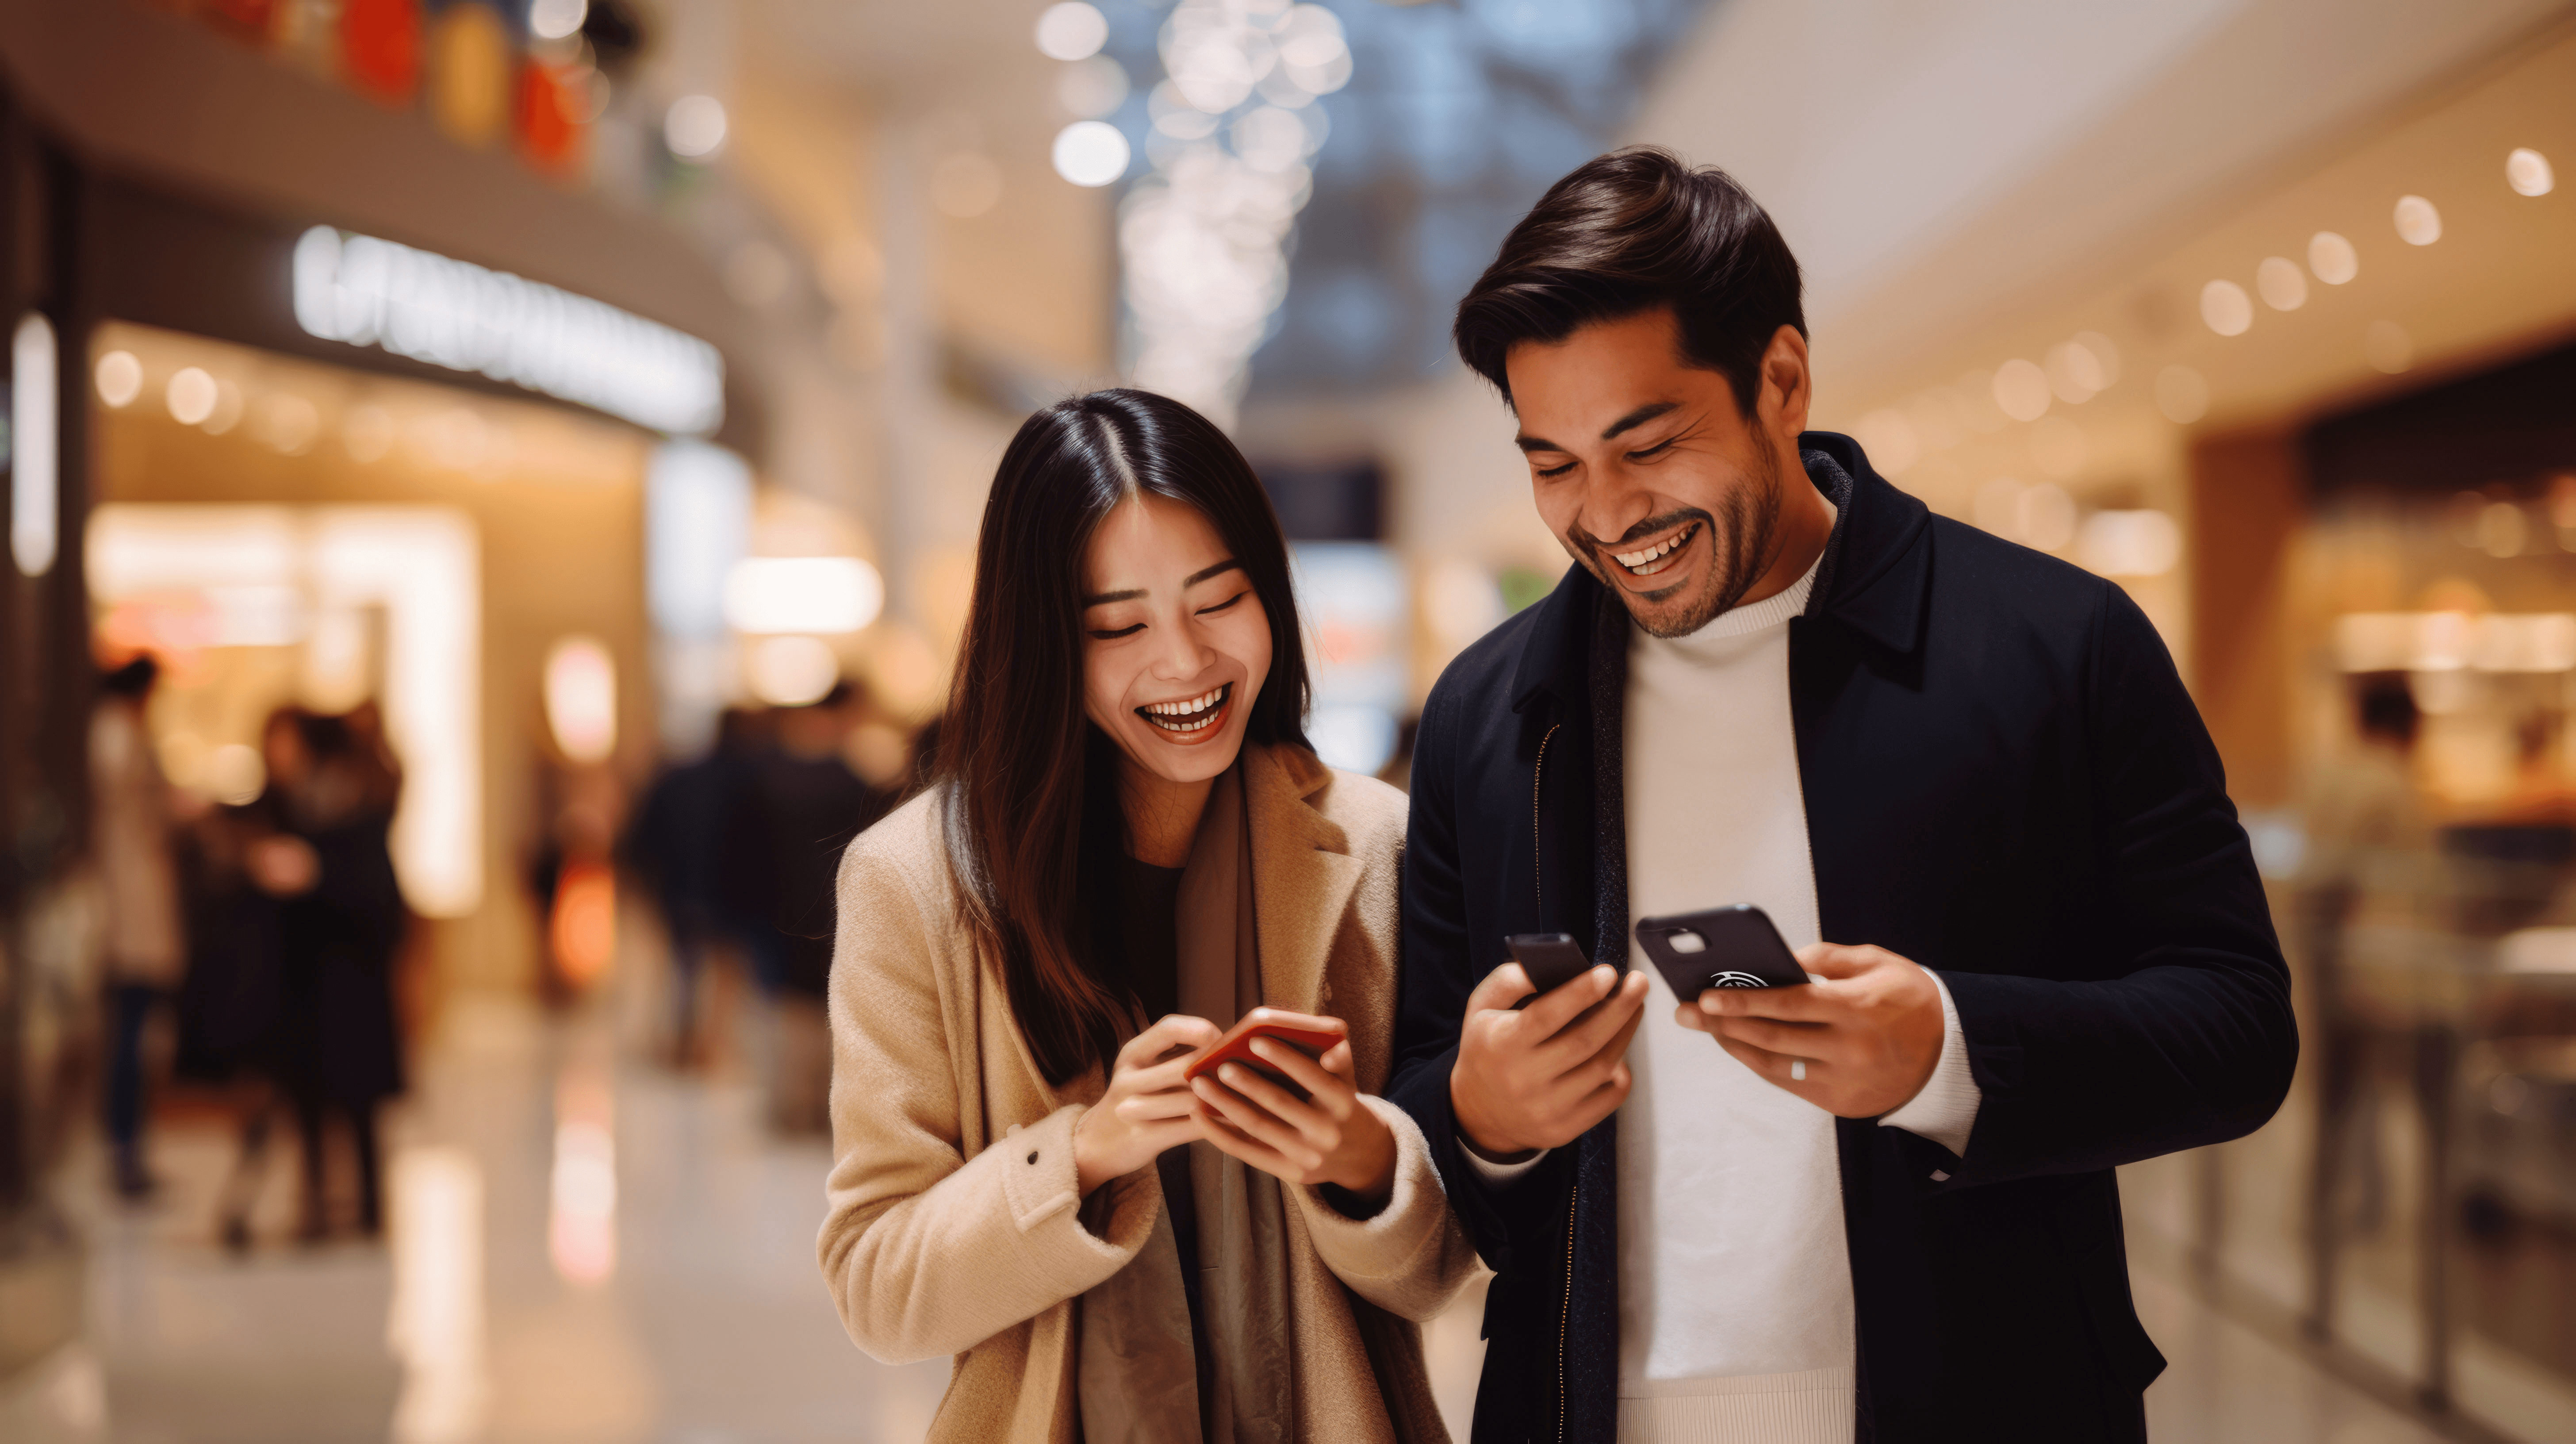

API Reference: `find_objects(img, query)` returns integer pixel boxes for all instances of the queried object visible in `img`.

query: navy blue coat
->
[1385,434,2296,1443]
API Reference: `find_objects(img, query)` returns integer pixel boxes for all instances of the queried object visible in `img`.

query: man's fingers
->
[1519,964,1622,1037]
[1794,943,1878,980]
[1712,1014,1831,1057]
[1466,963,1539,1015]
[1713,1032,1816,1095]
[1699,981,1836,1022]
[1541,972,1648,1073]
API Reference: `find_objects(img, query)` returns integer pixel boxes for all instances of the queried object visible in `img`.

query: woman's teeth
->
[1140,685,1228,733]
[1614,525,1696,577]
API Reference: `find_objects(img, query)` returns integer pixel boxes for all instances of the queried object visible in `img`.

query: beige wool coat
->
[817,742,1484,1443]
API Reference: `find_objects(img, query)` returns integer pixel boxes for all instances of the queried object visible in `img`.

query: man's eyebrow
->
[1600,401,1680,440]
[1081,559,1242,607]
[1512,401,1683,453]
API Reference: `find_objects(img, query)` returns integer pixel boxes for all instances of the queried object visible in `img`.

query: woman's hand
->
[1074,1014,1221,1197]
[1190,1034,1397,1207]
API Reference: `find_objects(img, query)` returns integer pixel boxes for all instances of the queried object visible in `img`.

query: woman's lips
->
[1136,682,1232,741]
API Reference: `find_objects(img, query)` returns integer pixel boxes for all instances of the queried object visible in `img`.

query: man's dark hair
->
[1453,146,1805,413]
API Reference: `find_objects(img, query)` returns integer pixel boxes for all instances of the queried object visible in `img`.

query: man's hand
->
[1451,962,1650,1160]
[1677,942,1942,1118]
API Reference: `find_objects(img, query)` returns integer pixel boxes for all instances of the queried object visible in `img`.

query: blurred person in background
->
[1389,149,2296,1443]
[627,706,766,1068]
[226,707,409,1243]
[739,683,889,1131]
[90,654,186,1200]
[817,390,1479,1442]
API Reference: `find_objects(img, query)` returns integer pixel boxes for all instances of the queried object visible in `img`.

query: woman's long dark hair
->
[936,389,1311,1086]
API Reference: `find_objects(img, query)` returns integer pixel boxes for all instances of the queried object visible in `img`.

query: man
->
[1386,148,2296,1443]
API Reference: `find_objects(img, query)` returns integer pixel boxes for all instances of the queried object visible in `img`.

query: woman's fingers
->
[1119,1013,1221,1071]
[1192,1075,1325,1168]
[1218,1060,1339,1148]
[1246,1039,1353,1119]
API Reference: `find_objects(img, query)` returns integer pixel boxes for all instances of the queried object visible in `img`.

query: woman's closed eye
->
[1196,589,1250,617]
[1087,621,1145,640]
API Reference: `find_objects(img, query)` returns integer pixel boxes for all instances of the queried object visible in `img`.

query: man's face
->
[1505,310,1802,638]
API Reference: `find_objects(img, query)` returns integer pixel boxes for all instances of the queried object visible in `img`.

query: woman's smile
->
[1136,682,1232,739]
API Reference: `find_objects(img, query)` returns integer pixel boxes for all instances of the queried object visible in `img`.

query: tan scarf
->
[1077,766,1296,1444]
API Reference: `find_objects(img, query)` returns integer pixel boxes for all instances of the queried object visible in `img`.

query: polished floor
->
[0,991,2464,1443]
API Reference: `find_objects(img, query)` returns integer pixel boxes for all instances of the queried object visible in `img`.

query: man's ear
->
[1758,325,1811,441]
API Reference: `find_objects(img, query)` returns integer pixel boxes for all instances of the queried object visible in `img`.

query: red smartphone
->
[1181,1008,1346,1086]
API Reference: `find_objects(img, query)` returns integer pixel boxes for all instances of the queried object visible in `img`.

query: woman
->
[819,390,1480,1442]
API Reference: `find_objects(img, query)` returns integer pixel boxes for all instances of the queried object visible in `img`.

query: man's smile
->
[1610,521,1700,580]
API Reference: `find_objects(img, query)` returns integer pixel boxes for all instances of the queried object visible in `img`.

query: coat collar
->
[1506,429,1931,714]
[1241,741,1363,1016]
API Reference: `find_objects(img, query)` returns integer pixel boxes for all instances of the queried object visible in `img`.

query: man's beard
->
[1569,448,1785,640]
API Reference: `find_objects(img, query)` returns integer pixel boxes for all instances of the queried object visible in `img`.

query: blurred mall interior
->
[0,0,2572,1439]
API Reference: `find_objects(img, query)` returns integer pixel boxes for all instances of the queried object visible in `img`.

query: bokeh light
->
[94,349,142,408]
[1052,120,1131,187]
[2308,230,2358,284]
[1034,2,1110,62]
[1991,358,2051,422]
[2365,319,2414,373]
[2393,193,2441,245]
[527,0,586,42]
[165,366,217,426]
[2256,256,2308,311]
[2200,279,2254,336]
[2507,146,2554,197]
[1057,54,1129,119]
[2155,364,2210,424]
[664,95,727,160]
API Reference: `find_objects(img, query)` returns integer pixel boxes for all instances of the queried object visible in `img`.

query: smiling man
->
[1383,149,2298,1443]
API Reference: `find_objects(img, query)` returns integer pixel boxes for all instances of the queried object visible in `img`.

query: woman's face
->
[1080,492,1273,789]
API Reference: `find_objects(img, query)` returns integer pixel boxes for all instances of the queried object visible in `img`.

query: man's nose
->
[1578,476,1655,548]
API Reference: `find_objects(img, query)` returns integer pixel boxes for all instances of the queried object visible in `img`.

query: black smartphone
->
[1634,905,1810,998]
[1503,932,1595,1009]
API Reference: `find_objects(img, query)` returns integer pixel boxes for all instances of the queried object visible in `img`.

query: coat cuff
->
[1293,1097,1457,1288]
[994,1104,1157,1288]
[1877,969,1981,1158]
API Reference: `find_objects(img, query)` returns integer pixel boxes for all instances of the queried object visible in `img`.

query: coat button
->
[1028,1151,1040,1165]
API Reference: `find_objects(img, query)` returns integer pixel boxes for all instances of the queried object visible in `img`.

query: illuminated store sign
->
[292,226,724,437]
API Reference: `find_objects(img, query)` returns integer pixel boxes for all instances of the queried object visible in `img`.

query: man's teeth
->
[1614,527,1694,575]
[1142,686,1227,731]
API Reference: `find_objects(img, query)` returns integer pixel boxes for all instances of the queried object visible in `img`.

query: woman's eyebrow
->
[1080,559,1241,608]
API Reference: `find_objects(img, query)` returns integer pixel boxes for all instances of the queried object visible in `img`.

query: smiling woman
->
[816,388,1479,1443]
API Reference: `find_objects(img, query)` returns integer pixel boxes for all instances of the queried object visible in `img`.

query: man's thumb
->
[1466,962,1537,1014]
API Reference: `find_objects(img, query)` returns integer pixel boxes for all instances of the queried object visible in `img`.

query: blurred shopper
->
[1389,149,2297,1444]
[627,707,763,1066]
[740,685,888,1130]
[244,708,409,1241]
[818,391,1478,1442]
[90,655,186,1199]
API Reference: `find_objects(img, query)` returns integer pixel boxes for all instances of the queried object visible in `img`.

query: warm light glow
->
[2029,416,2086,479]
[94,348,143,408]
[2043,341,2102,404]
[2075,510,2180,577]
[89,505,484,916]
[1053,120,1131,187]
[664,95,728,159]
[2308,231,2358,284]
[2392,194,2441,246]
[2020,484,2077,552]
[2365,319,2413,375]
[12,314,57,576]
[165,366,218,426]
[724,556,883,634]
[1278,4,1352,94]
[548,861,617,987]
[745,635,840,707]
[548,1068,617,1285]
[1852,408,1918,475]
[2507,147,2554,198]
[1034,1,1109,61]
[2154,365,2209,424]
[543,636,617,764]
[2255,257,2307,312]
[207,744,265,806]
[387,1147,489,1444]
[1990,359,2051,422]
[206,380,245,434]
[2199,279,2253,336]
[2335,612,2576,673]
[294,227,724,436]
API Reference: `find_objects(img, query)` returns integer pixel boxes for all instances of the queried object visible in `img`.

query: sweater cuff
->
[1456,1131,1548,1190]
[1878,969,1981,1158]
